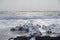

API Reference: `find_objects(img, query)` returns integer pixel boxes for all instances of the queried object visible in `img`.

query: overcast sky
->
[0,0,60,11]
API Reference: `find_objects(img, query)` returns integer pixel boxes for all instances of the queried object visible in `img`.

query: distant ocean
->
[0,11,60,19]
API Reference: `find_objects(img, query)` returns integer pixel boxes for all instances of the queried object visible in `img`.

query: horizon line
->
[0,11,60,12]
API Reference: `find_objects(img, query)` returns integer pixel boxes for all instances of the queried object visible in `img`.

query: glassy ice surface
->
[30,37,35,40]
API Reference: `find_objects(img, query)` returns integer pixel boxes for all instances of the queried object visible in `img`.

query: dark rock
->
[8,36,30,40]
[35,36,60,40]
